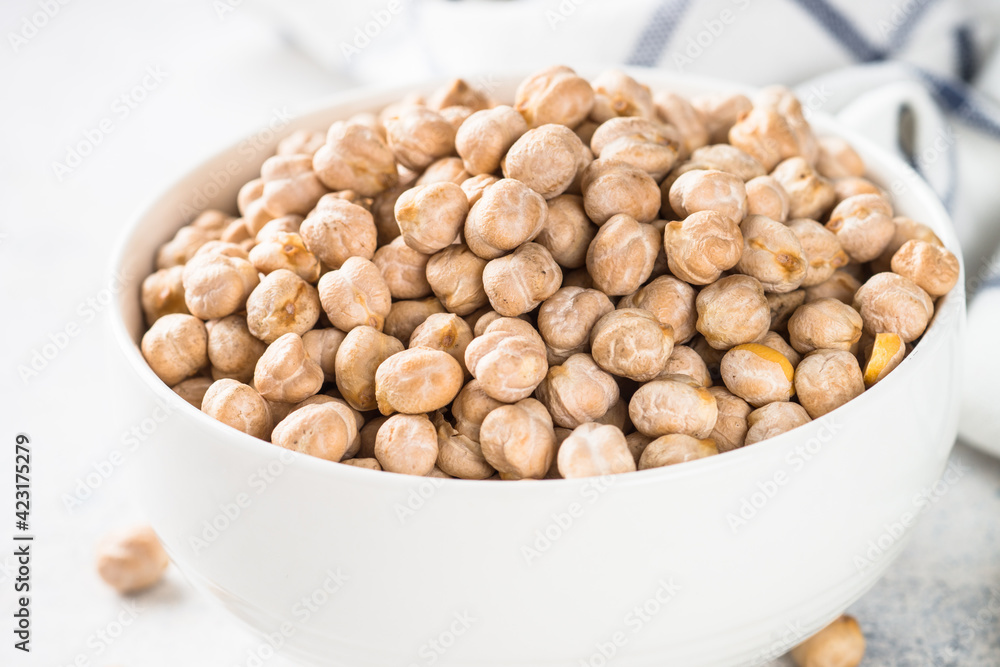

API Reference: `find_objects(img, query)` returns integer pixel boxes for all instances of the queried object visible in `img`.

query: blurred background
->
[3,0,1000,665]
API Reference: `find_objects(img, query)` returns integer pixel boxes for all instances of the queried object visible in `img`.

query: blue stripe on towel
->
[918,70,1000,140]
[955,26,978,82]
[626,0,693,67]
[888,0,943,52]
[790,0,887,61]
[982,274,1000,292]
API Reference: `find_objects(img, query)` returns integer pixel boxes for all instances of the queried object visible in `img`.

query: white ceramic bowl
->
[110,70,965,667]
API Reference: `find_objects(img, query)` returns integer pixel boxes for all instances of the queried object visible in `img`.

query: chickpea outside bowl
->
[110,69,964,667]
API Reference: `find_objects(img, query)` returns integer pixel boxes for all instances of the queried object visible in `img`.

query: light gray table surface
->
[2,1,997,665]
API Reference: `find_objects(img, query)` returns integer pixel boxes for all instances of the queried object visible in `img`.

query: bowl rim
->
[109,67,965,492]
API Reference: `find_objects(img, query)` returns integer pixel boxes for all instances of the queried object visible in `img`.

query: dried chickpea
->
[853,272,933,342]
[409,313,474,374]
[96,525,169,594]
[483,242,563,316]
[479,398,556,479]
[629,376,717,438]
[301,328,346,382]
[745,175,790,222]
[590,69,656,121]
[590,116,679,180]
[668,169,748,227]
[193,240,248,260]
[720,343,795,407]
[375,347,463,415]
[794,349,864,418]
[335,326,404,411]
[246,269,321,343]
[253,333,324,404]
[745,401,811,445]
[207,315,266,384]
[318,257,392,332]
[425,244,489,315]
[736,214,807,293]
[385,106,455,171]
[728,107,799,171]
[465,317,548,402]
[862,332,906,387]
[237,178,274,236]
[456,105,528,175]
[536,354,619,428]
[312,121,398,197]
[826,194,895,263]
[663,211,743,285]
[788,298,863,353]
[696,275,770,350]
[357,415,388,459]
[141,314,207,386]
[638,434,718,470]
[375,414,439,476]
[537,287,614,355]
[707,386,751,452]
[557,423,636,478]
[891,239,960,297]
[759,330,801,367]
[452,379,505,443]
[259,154,328,217]
[816,137,866,180]
[805,270,861,305]
[791,615,866,667]
[394,182,469,254]
[384,297,447,344]
[515,65,595,129]
[654,90,708,158]
[586,214,659,296]
[415,155,469,186]
[831,177,883,206]
[254,215,302,243]
[561,267,594,289]
[141,266,188,324]
[440,106,474,132]
[461,174,499,206]
[277,129,325,156]
[172,376,213,408]
[202,379,272,439]
[371,181,408,245]
[428,78,492,112]
[343,458,382,471]
[248,232,321,282]
[156,223,220,269]
[582,159,660,225]
[372,236,432,300]
[691,93,753,144]
[535,194,597,269]
[272,403,355,462]
[181,252,258,320]
[660,345,712,387]
[503,124,588,199]
[300,196,377,268]
[624,432,653,463]
[618,275,698,343]
[433,412,495,480]
[464,178,547,259]
[767,289,806,332]
[788,219,849,287]
[691,335,726,376]
[872,217,943,273]
[591,309,674,382]
[222,218,254,249]
[689,143,766,181]
[771,157,835,220]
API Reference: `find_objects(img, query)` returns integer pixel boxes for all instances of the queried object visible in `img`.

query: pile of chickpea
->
[139,66,960,481]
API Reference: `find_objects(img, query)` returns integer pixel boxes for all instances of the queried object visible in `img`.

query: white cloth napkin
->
[254,0,1000,453]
